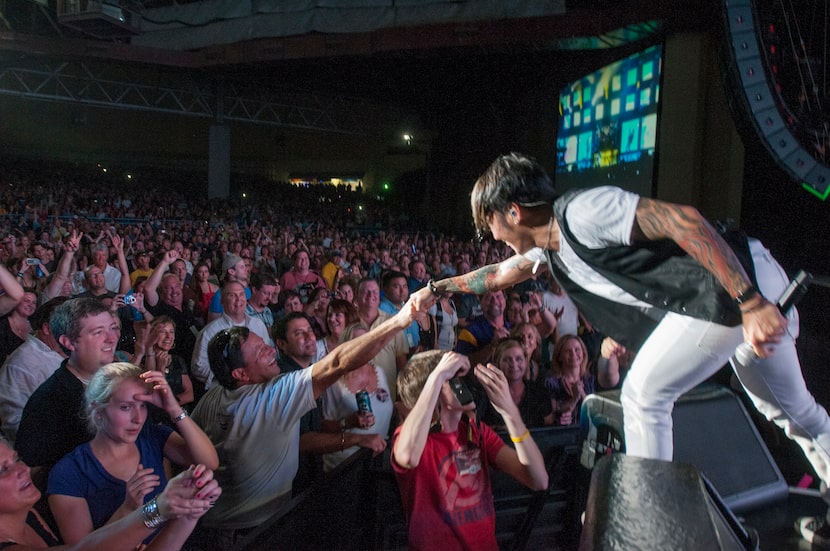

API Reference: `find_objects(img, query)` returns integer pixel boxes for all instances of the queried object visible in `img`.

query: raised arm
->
[433,254,535,295]
[0,262,24,315]
[42,231,81,301]
[392,352,468,470]
[137,370,219,470]
[633,197,785,357]
[310,287,434,398]
[110,232,132,295]
[475,362,548,491]
[144,250,178,307]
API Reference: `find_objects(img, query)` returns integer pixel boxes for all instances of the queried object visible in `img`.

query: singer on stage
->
[431,153,830,545]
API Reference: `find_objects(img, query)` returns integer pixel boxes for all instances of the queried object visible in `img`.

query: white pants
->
[620,239,830,487]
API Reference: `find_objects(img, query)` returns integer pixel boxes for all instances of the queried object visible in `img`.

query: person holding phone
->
[392,350,548,551]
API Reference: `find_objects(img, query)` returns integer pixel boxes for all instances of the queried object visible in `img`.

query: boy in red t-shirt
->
[392,350,549,551]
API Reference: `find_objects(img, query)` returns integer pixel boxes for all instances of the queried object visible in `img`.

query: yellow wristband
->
[510,429,530,443]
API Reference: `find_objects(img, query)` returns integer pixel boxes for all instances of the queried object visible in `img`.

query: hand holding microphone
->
[734,270,812,365]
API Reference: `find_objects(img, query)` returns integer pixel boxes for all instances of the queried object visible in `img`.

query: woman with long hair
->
[545,335,595,426]
[482,338,553,429]
[189,262,219,321]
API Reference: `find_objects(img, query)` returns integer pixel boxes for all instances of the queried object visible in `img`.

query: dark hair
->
[381,270,407,290]
[307,286,329,303]
[470,153,556,238]
[207,326,250,390]
[250,272,277,290]
[326,299,358,329]
[30,296,70,331]
[272,311,309,342]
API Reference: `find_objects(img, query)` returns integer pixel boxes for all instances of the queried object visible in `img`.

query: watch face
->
[449,377,474,405]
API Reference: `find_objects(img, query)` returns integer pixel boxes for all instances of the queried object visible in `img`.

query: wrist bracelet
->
[510,429,531,443]
[427,279,444,297]
[141,497,167,529]
[734,284,759,306]
[16,272,23,279]
[171,410,188,424]
[740,299,767,315]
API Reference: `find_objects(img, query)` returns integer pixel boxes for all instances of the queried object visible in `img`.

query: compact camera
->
[448,377,474,406]
[124,295,137,305]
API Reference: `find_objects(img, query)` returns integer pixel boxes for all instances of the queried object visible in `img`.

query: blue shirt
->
[379,298,420,348]
[47,423,173,531]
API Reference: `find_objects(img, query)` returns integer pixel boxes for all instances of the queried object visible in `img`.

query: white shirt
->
[554,186,653,310]
[0,334,64,443]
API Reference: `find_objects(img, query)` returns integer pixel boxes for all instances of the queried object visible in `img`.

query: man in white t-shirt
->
[186,287,433,550]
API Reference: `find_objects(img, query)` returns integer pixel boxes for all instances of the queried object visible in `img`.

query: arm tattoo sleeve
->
[438,255,532,294]
[635,198,751,297]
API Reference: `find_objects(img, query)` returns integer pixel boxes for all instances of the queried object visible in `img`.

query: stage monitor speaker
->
[580,383,788,513]
[579,454,758,550]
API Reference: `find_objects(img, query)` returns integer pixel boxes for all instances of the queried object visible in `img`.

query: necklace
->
[544,215,554,249]
[532,215,555,275]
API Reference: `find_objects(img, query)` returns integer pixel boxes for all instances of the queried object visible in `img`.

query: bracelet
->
[510,429,531,443]
[740,299,767,315]
[141,497,168,529]
[16,272,23,279]
[427,279,444,297]
[171,410,188,424]
[734,284,759,306]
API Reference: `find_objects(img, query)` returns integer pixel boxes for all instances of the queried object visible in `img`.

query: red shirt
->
[392,419,505,551]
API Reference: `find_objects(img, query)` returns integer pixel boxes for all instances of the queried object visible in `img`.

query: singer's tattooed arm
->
[632,197,751,298]
[436,254,535,295]
[632,196,786,359]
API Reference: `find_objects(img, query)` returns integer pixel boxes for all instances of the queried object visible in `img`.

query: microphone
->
[733,270,812,365]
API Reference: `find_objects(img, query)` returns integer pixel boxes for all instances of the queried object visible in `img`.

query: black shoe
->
[796,517,830,549]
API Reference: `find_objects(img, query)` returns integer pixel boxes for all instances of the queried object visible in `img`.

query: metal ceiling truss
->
[0,59,393,136]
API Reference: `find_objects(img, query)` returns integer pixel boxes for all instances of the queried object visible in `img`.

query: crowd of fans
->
[0,156,631,549]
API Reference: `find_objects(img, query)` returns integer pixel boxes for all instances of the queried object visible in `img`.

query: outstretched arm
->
[310,287,435,398]
[434,254,535,295]
[633,197,785,358]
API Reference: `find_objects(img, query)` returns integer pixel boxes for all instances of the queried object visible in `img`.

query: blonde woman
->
[47,362,218,545]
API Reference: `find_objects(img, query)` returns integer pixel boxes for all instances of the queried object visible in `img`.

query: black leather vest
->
[547,189,754,350]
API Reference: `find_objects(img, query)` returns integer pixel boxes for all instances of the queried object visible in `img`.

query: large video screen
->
[555,44,663,197]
